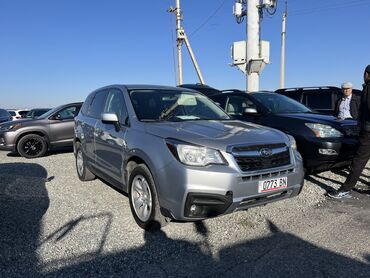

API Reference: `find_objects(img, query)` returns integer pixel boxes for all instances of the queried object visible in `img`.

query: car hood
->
[145,120,288,151]
[276,113,357,128]
[0,118,38,128]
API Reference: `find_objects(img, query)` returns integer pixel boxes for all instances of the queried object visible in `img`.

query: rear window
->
[305,92,332,110]
[8,111,16,116]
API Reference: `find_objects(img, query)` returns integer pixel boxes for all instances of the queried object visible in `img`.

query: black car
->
[0,109,12,124]
[275,86,362,115]
[209,91,359,172]
[179,83,222,96]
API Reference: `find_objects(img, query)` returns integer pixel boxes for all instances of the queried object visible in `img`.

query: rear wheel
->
[75,142,95,181]
[17,134,47,158]
[128,164,169,231]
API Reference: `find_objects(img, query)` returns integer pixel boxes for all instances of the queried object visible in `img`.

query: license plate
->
[258,177,288,193]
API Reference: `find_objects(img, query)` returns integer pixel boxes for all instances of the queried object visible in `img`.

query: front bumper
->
[156,150,304,221]
[0,132,16,151]
[299,137,358,172]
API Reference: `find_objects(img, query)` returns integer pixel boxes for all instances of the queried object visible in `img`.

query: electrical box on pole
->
[231,0,278,92]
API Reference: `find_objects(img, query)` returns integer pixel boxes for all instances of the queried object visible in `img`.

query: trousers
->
[342,131,370,191]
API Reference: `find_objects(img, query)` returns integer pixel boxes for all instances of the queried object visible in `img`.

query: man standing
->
[334,82,360,120]
[329,65,370,198]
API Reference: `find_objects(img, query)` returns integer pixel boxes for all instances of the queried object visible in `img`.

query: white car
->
[7,109,30,121]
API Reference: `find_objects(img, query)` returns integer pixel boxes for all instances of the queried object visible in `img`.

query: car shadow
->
[0,162,50,277]
[41,220,369,277]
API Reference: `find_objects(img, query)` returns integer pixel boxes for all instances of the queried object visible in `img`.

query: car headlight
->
[305,123,343,138]
[0,123,22,131]
[166,139,226,166]
[287,134,297,150]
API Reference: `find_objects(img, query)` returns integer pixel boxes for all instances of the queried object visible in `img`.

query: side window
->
[210,95,227,109]
[226,96,257,115]
[103,89,129,125]
[88,91,108,119]
[80,94,94,116]
[305,92,332,110]
[56,106,79,120]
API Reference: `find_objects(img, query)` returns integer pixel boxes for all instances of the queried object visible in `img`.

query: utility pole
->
[232,1,277,93]
[280,1,287,89]
[169,0,205,86]
[247,0,260,92]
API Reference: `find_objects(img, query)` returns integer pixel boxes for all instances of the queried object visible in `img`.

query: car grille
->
[231,143,291,172]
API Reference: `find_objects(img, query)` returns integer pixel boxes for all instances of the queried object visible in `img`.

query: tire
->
[17,134,47,158]
[128,164,169,231]
[75,142,95,181]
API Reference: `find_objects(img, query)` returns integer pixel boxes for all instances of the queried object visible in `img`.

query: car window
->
[210,95,227,108]
[252,93,311,114]
[8,111,16,116]
[80,93,94,116]
[0,109,10,117]
[305,92,332,110]
[88,91,108,119]
[280,91,302,102]
[19,111,29,116]
[226,95,257,115]
[103,89,128,125]
[55,106,79,120]
[130,89,230,122]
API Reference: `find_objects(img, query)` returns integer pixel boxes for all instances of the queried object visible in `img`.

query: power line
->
[289,0,370,16]
[188,0,229,37]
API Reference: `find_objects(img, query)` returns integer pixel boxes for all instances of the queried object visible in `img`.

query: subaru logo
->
[260,148,272,157]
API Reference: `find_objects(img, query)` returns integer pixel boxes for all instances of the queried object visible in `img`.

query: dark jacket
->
[358,81,370,131]
[334,93,361,120]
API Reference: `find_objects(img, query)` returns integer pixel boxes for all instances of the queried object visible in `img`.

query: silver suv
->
[74,85,304,230]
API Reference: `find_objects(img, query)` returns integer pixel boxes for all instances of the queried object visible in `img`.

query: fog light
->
[190,205,197,213]
[318,149,338,156]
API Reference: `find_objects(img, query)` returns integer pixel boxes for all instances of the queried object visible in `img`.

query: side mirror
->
[243,108,258,114]
[101,113,120,131]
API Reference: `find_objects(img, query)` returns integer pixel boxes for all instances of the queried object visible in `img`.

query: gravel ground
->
[0,149,369,277]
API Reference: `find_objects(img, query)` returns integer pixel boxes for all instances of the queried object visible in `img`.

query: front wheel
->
[17,134,47,158]
[128,164,169,231]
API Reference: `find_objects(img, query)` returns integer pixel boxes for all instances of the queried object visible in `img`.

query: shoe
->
[327,190,351,199]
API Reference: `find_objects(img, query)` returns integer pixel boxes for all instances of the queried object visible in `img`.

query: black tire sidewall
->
[17,134,47,158]
[128,164,159,230]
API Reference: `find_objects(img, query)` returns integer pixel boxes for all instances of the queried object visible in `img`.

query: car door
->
[94,88,129,183]
[48,104,82,145]
[83,91,108,162]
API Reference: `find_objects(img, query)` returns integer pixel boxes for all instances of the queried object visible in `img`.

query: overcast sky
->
[1,0,369,108]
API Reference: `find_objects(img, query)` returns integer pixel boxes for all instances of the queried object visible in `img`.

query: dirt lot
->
[0,149,369,277]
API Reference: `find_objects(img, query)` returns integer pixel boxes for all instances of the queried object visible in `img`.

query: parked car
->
[0,109,12,124]
[74,85,304,230]
[275,86,362,115]
[179,83,222,96]
[0,102,82,158]
[209,91,359,172]
[7,109,30,120]
[25,108,51,119]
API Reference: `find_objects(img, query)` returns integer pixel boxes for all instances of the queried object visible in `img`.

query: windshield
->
[130,89,230,122]
[26,109,51,118]
[252,93,312,114]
